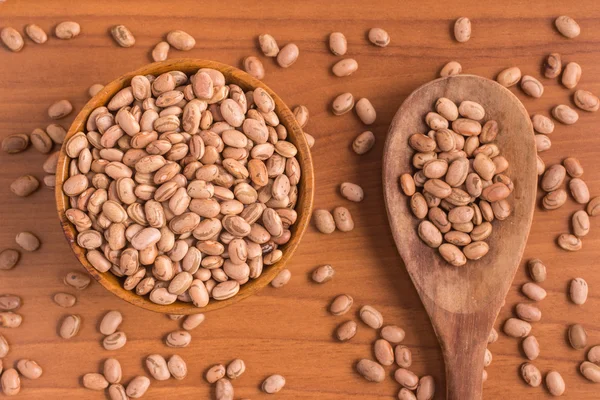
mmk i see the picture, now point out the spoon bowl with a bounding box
[55,59,315,314]
[383,75,536,399]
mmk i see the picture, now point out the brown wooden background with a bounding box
[1,0,600,398]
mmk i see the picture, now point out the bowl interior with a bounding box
[55,59,314,314]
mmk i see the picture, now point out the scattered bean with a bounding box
[496,67,521,87]
[206,364,226,383]
[381,325,405,343]
[336,320,357,341]
[262,374,286,393]
[521,362,542,387]
[503,318,532,338]
[522,336,540,360]
[353,130,375,154]
[329,32,347,55]
[580,361,600,383]
[10,175,39,197]
[568,324,587,349]
[516,303,541,322]
[0,249,20,270]
[53,292,76,308]
[55,21,80,39]
[110,25,135,48]
[48,99,73,119]
[226,358,246,379]
[103,331,127,350]
[552,105,579,124]
[0,368,20,395]
[152,41,170,62]
[2,133,29,154]
[561,62,581,89]
[368,28,390,47]
[395,368,419,389]
[1,27,24,52]
[168,355,187,380]
[146,354,170,381]
[330,294,353,316]
[545,370,565,396]
[126,376,150,398]
[182,313,205,331]
[100,310,123,335]
[359,305,383,329]
[83,373,109,390]
[271,269,291,288]
[356,359,385,382]
[522,282,547,301]
[440,61,462,77]
[59,314,81,338]
[454,17,471,43]
[520,75,544,98]
[258,34,279,57]
[314,209,336,234]
[166,30,195,50]
[312,264,335,283]
[527,259,546,283]
[395,345,412,368]
[104,358,122,384]
[574,89,599,112]
[15,231,40,251]
[555,16,580,38]
[277,43,299,68]
[543,53,562,78]
[557,233,582,251]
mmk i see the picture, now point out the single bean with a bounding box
[330,294,353,316]
[503,318,531,338]
[521,363,542,387]
[356,359,385,383]
[545,371,565,396]
[359,305,383,329]
[55,21,80,39]
[454,17,471,42]
[329,32,347,55]
[368,28,390,47]
[570,278,588,305]
[522,336,540,361]
[440,61,462,77]
[336,320,357,341]
[496,67,521,87]
[555,16,580,38]
[544,53,562,78]
[262,374,286,393]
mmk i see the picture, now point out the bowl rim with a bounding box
[55,58,315,314]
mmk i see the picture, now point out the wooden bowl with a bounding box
[55,59,315,314]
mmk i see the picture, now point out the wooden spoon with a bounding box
[383,75,536,399]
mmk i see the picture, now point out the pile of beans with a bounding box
[401,98,511,266]
[61,67,302,307]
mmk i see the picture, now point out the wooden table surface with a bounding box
[1,0,600,398]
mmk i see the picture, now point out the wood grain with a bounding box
[55,58,314,314]
[1,0,600,398]
[383,75,537,399]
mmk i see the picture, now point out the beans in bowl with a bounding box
[61,68,301,306]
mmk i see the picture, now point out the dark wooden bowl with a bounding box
[55,59,315,314]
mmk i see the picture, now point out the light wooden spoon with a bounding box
[383,75,537,399]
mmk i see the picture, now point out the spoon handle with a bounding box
[435,311,490,400]
[444,342,486,400]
